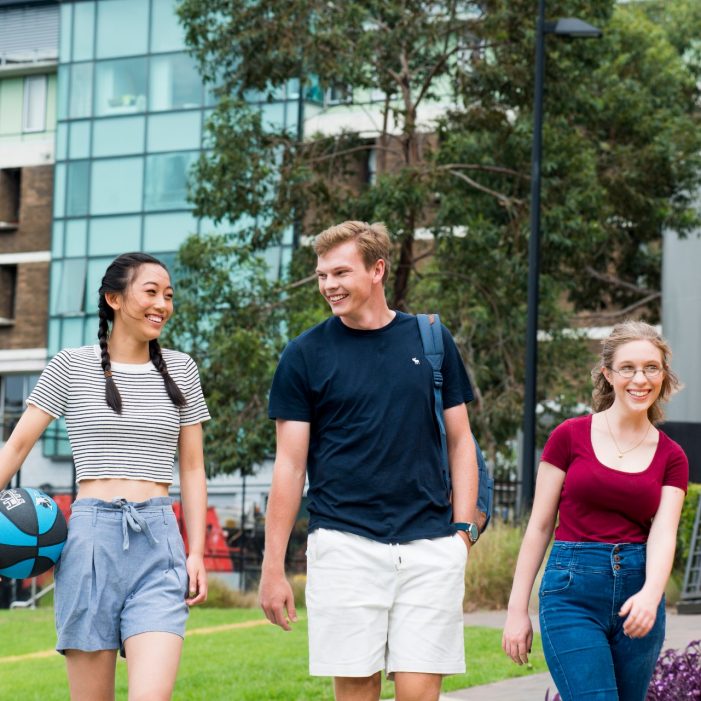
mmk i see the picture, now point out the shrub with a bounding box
[464,520,526,611]
[201,575,258,608]
[676,483,701,571]
[290,573,306,609]
[646,641,701,700]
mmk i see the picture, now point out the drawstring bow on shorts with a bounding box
[111,498,159,550]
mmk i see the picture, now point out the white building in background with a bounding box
[661,228,701,483]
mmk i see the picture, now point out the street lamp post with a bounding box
[520,3,601,512]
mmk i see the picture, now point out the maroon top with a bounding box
[541,414,688,543]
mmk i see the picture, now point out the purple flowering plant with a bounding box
[545,641,701,701]
[646,641,701,701]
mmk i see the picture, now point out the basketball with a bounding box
[0,488,68,579]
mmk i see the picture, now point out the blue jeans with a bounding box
[539,542,665,701]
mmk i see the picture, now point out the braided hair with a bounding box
[98,252,187,413]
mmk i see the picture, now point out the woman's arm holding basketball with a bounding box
[178,422,208,606]
[0,406,54,488]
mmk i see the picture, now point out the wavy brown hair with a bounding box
[591,320,680,424]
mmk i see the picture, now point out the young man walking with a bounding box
[259,221,479,701]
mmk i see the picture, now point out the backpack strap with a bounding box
[416,313,449,476]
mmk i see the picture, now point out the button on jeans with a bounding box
[539,542,665,701]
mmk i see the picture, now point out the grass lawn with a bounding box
[0,608,546,700]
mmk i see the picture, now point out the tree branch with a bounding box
[447,169,522,205]
[413,45,462,111]
[584,266,657,296]
[575,292,661,321]
[438,163,528,179]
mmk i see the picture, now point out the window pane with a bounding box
[93,116,145,157]
[72,2,95,62]
[23,76,47,132]
[61,316,85,347]
[86,257,113,314]
[68,121,91,159]
[88,216,141,256]
[144,212,197,251]
[95,58,147,117]
[53,258,87,315]
[53,163,66,218]
[144,152,197,211]
[69,63,94,119]
[52,221,64,257]
[263,247,281,279]
[261,102,287,131]
[151,0,186,53]
[49,318,61,356]
[149,54,202,111]
[90,157,143,214]
[57,65,69,120]
[56,122,68,160]
[59,4,73,64]
[66,161,90,217]
[147,112,201,152]
[2,375,25,440]
[43,416,71,459]
[65,219,88,257]
[96,0,148,59]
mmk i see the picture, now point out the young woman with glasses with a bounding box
[503,320,688,701]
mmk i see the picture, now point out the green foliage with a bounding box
[163,234,285,475]
[201,576,259,608]
[175,0,701,462]
[463,520,526,611]
[677,483,701,571]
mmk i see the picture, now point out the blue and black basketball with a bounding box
[0,488,67,579]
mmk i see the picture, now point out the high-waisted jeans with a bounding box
[539,542,665,701]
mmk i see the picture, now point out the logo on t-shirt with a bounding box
[412,358,421,365]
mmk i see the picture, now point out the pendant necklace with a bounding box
[604,409,652,459]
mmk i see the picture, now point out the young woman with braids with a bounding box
[0,252,210,701]
[503,321,688,701]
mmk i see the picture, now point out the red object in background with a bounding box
[34,496,233,576]
[172,502,234,572]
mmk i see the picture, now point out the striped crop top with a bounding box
[26,345,210,483]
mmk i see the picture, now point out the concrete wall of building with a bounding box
[662,230,701,423]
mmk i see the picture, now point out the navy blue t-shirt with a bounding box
[268,311,473,543]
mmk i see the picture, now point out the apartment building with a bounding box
[0,0,62,486]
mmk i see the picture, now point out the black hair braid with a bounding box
[149,339,187,407]
[97,302,123,413]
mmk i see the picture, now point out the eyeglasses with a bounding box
[609,365,664,379]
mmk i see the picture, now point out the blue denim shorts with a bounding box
[539,541,665,701]
[54,497,189,656]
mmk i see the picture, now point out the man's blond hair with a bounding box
[313,221,391,283]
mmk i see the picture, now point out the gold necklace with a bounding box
[603,410,652,459]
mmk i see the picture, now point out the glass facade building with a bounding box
[48,0,304,457]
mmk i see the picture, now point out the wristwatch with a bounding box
[454,522,479,544]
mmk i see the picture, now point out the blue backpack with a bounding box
[417,313,494,533]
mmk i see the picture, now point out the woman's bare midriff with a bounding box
[76,478,170,503]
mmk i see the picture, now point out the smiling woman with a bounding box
[503,320,689,701]
[0,252,211,701]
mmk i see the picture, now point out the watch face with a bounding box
[467,523,479,543]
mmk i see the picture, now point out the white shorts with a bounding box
[305,528,467,677]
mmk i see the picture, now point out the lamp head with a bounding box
[544,18,603,38]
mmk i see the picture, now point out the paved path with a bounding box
[436,609,700,701]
